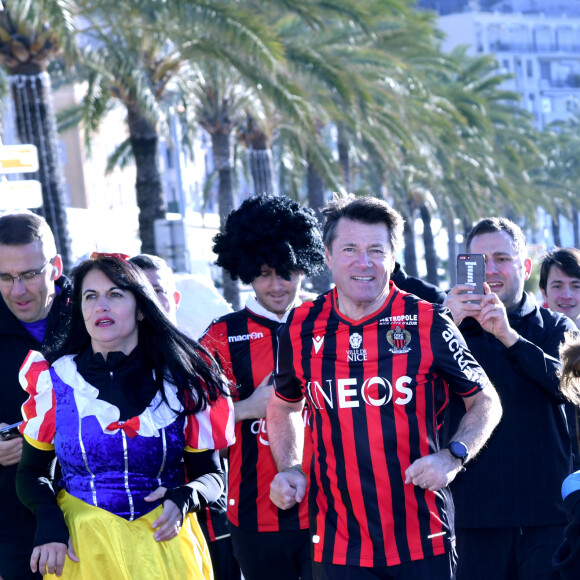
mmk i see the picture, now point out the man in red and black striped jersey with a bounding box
[268,196,502,580]
[200,195,326,580]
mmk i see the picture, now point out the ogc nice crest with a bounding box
[387,325,411,354]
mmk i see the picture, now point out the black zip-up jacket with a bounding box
[391,262,447,304]
[0,276,71,580]
[446,293,576,528]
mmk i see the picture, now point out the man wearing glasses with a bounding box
[0,212,72,580]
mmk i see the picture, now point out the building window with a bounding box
[526,60,533,78]
[515,58,523,80]
[542,97,552,114]
[476,26,483,53]
[166,147,174,169]
[540,61,551,81]
[557,27,574,51]
[488,24,509,52]
[511,25,529,51]
[534,27,552,52]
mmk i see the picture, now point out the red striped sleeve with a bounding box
[19,351,56,445]
[184,387,235,450]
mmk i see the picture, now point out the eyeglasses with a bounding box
[0,261,51,286]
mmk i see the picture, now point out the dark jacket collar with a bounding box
[505,292,536,320]
[74,344,143,374]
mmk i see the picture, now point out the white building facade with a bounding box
[438,3,580,247]
[439,9,580,130]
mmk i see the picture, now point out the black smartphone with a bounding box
[0,421,23,441]
[457,254,485,303]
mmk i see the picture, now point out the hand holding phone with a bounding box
[0,421,23,441]
[456,254,485,303]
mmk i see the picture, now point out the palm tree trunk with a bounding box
[240,116,274,196]
[462,217,472,249]
[420,204,439,286]
[9,71,72,271]
[307,161,326,218]
[337,123,350,190]
[212,130,240,310]
[127,105,166,255]
[445,208,458,287]
[248,148,274,196]
[552,212,562,248]
[307,158,331,294]
[402,208,419,278]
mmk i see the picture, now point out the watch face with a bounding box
[450,441,468,458]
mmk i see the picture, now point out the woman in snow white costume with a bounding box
[15,254,234,579]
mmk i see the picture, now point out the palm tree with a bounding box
[238,112,276,196]
[76,0,287,258]
[178,0,379,303]
[532,116,580,247]
[180,62,262,308]
[0,0,76,270]
[223,1,450,286]
[390,47,544,281]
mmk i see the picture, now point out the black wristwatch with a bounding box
[447,440,469,467]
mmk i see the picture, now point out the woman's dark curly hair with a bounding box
[212,195,325,284]
[45,256,228,414]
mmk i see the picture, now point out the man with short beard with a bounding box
[200,195,325,580]
[444,218,577,580]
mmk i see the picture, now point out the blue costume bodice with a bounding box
[51,364,186,520]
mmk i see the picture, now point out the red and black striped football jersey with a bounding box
[275,283,490,567]
[201,306,311,532]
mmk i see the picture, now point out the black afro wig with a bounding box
[212,195,325,284]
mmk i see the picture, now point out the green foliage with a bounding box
[11,0,579,261]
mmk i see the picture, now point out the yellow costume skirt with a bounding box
[43,490,213,579]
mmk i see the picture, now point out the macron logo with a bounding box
[228,331,264,343]
[313,336,324,353]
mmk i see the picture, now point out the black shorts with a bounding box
[206,534,241,580]
[312,551,457,580]
[229,523,311,580]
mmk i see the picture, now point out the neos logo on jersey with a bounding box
[306,375,413,410]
